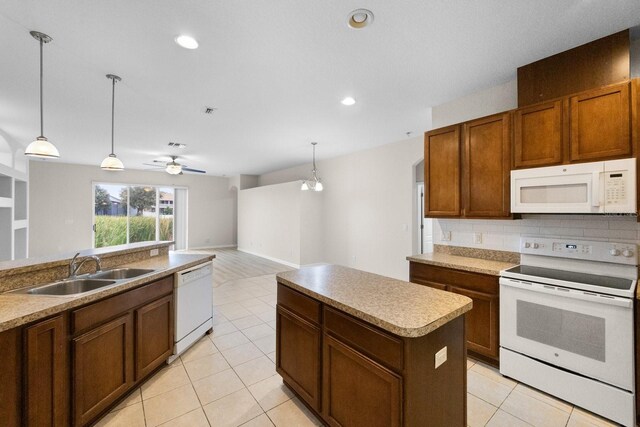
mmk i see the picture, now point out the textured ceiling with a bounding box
[1,1,639,175]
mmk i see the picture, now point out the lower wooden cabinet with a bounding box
[1,273,177,427]
[410,262,500,365]
[323,334,402,427]
[25,314,69,427]
[276,305,322,411]
[73,314,134,425]
[0,327,23,427]
[276,282,467,426]
[135,294,174,380]
[449,286,499,359]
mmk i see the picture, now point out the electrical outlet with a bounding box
[150,249,159,257]
[473,232,483,244]
[435,346,447,369]
[441,231,451,242]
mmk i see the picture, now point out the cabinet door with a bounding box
[425,125,461,217]
[25,314,69,427]
[0,328,22,427]
[463,113,512,217]
[135,294,174,380]
[449,286,499,359]
[514,100,564,168]
[570,82,631,162]
[276,305,321,411]
[73,313,134,426]
[323,334,402,427]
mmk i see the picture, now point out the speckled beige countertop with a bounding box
[406,252,518,276]
[276,265,472,338]
[0,253,213,333]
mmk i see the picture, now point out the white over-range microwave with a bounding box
[511,158,637,214]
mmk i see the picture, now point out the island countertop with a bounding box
[0,252,213,332]
[276,264,472,338]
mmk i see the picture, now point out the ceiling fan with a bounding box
[143,156,206,175]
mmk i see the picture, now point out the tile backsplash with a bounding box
[434,214,640,252]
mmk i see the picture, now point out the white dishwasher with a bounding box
[170,261,213,361]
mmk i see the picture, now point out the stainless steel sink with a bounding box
[89,268,155,280]
[26,279,117,296]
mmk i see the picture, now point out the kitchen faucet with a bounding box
[69,253,102,278]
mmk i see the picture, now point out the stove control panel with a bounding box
[520,237,638,265]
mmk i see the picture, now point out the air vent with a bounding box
[168,142,187,149]
[203,107,217,114]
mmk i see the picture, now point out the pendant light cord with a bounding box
[39,37,44,137]
[110,76,116,155]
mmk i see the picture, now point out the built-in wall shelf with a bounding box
[0,166,29,261]
[0,197,12,208]
[13,219,28,230]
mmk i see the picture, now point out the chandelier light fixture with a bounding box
[25,31,60,158]
[100,74,125,171]
[301,142,323,192]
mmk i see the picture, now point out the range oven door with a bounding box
[500,277,634,391]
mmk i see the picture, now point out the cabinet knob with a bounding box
[623,249,634,258]
[610,248,621,256]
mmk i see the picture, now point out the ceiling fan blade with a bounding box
[182,167,206,174]
[143,163,165,168]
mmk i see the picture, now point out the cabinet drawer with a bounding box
[324,307,403,372]
[410,262,498,295]
[72,276,173,335]
[277,283,321,324]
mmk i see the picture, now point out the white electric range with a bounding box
[499,237,637,426]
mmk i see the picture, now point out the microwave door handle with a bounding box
[591,172,603,207]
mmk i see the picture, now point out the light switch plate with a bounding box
[150,249,159,257]
[441,231,451,242]
[435,346,447,369]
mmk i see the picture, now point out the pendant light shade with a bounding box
[25,31,60,159]
[301,142,323,192]
[101,74,124,171]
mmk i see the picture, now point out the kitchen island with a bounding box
[276,265,473,427]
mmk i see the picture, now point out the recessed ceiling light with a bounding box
[175,35,198,49]
[348,9,374,29]
[341,96,356,106]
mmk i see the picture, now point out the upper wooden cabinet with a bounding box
[513,81,634,168]
[514,100,565,168]
[569,82,631,162]
[424,125,461,217]
[424,114,511,219]
[463,113,511,218]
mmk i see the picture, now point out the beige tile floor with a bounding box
[96,249,620,427]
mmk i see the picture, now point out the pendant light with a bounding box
[100,74,124,170]
[25,31,60,158]
[301,142,323,192]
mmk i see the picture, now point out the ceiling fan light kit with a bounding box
[301,142,323,192]
[101,74,124,171]
[25,31,60,159]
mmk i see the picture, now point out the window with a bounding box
[93,183,183,248]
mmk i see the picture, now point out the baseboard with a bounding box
[237,248,300,268]
[184,244,237,250]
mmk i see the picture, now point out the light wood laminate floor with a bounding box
[95,248,617,427]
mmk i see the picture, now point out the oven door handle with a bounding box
[500,278,633,309]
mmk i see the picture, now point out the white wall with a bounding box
[431,80,518,128]
[238,181,302,265]
[29,161,236,257]
[256,137,424,280]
